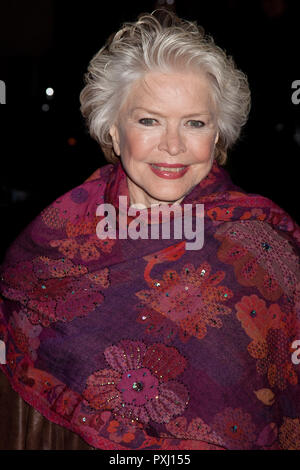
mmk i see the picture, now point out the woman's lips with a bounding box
[149,163,188,179]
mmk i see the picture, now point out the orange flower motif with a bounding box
[107,419,136,444]
[50,239,78,259]
[240,209,266,221]
[283,362,298,386]
[236,295,298,390]
[207,206,235,221]
[50,234,115,262]
[235,295,282,342]
[66,217,98,237]
[79,240,100,261]
[107,420,119,433]
[279,418,300,450]
[236,295,268,341]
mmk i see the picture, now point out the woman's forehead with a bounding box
[121,71,215,115]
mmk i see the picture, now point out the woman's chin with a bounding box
[146,191,186,206]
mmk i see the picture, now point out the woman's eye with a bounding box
[187,120,205,128]
[139,118,156,126]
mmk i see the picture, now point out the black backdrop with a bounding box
[1,0,299,263]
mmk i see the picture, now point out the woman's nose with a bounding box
[158,125,186,155]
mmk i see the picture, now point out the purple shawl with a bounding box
[0,160,300,450]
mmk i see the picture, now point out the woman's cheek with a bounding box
[192,138,214,161]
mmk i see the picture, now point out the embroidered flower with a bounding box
[50,238,78,259]
[279,418,300,450]
[259,329,298,390]
[136,262,232,343]
[207,206,235,221]
[53,389,82,420]
[79,239,101,262]
[2,261,38,293]
[236,295,298,390]
[215,220,299,301]
[41,206,68,230]
[50,234,115,262]
[1,261,108,326]
[97,238,115,253]
[27,281,104,326]
[107,419,136,444]
[33,256,88,279]
[211,407,256,450]
[65,216,98,237]
[83,340,189,424]
[15,360,65,405]
[74,407,111,433]
[235,294,281,343]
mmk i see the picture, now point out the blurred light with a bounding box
[275,123,284,132]
[46,87,54,96]
[156,0,175,6]
[67,137,77,146]
[293,126,300,146]
[42,104,50,112]
[11,188,29,203]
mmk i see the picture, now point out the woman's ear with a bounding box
[109,124,121,156]
[214,131,219,145]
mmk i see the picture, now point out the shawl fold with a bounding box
[0,160,300,450]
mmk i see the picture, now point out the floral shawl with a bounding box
[0,160,300,450]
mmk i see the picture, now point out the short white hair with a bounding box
[80,10,251,164]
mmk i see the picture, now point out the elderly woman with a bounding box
[0,11,299,451]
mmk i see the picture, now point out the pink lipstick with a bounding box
[149,163,188,179]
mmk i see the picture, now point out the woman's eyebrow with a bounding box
[130,107,212,118]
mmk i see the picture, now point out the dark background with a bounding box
[0,0,299,263]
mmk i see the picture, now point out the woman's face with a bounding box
[109,71,219,208]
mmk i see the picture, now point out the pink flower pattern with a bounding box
[83,340,189,424]
[212,407,256,450]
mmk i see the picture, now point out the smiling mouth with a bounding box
[150,164,187,172]
[149,163,189,180]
